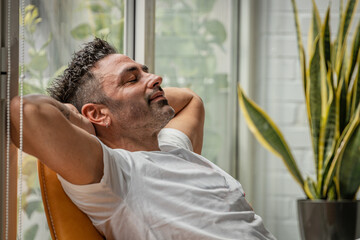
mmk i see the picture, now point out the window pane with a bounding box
[155,0,236,174]
[20,1,124,238]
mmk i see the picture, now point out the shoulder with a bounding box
[58,138,134,200]
[158,128,193,152]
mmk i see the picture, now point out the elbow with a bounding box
[188,90,205,114]
[193,93,204,107]
[182,88,204,105]
[11,95,43,118]
[10,96,21,147]
[10,95,21,114]
[11,94,40,109]
[185,88,205,122]
[10,95,44,147]
[184,87,205,114]
[197,96,205,123]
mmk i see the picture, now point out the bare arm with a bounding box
[164,87,205,154]
[10,95,103,185]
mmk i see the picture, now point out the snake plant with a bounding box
[238,0,360,200]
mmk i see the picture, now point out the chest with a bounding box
[134,151,233,190]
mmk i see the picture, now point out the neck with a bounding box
[97,128,161,151]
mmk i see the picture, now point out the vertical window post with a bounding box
[0,0,19,239]
[238,0,258,207]
[124,0,155,72]
[124,0,135,58]
[229,0,241,179]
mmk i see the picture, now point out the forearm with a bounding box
[163,87,205,154]
[10,95,102,184]
[10,95,94,151]
[164,87,199,115]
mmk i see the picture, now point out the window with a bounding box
[20,1,125,238]
[155,0,239,174]
[1,0,240,238]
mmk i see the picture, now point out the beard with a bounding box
[148,99,175,129]
[108,97,175,131]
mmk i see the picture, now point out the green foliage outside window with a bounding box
[71,0,125,53]
[20,1,125,239]
[22,4,55,94]
[20,0,230,238]
[155,0,229,164]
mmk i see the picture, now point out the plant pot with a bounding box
[297,199,360,240]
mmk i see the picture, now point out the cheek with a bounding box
[129,102,150,118]
[115,100,149,122]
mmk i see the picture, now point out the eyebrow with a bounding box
[121,65,149,74]
[142,65,149,72]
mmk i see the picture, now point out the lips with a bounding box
[149,91,165,103]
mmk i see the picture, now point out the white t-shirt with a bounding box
[58,128,275,240]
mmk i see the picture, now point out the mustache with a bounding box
[146,86,164,102]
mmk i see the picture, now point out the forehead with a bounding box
[92,53,139,76]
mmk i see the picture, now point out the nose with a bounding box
[146,74,163,89]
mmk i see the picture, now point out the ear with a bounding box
[81,103,111,127]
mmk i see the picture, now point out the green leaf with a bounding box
[322,7,331,70]
[333,41,347,130]
[24,200,43,218]
[318,66,336,195]
[24,11,32,27]
[24,4,35,12]
[88,3,105,13]
[308,36,322,173]
[28,47,36,57]
[334,0,359,73]
[346,21,360,83]
[103,0,116,7]
[338,0,359,46]
[203,19,227,45]
[321,69,337,179]
[351,52,360,116]
[31,7,39,23]
[345,47,359,125]
[194,0,216,13]
[291,0,308,97]
[24,224,39,240]
[110,19,124,52]
[307,0,321,56]
[324,105,360,196]
[238,86,304,188]
[27,51,48,72]
[52,65,67,79]
[337,113,360,199]
[95,13,110,31]
[304,177,319,199]
[340,0,344,19]
[40,34,53,51]
[70,23,92,40]
[326,182,338,200]
[47,65,68,89]
[337,73,348,133]
[96,28,110,37]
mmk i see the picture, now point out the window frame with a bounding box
[0,0,19,238]
[125,0,156,72]
[0,0,257,238]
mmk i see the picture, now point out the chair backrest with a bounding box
[37,160,104,240]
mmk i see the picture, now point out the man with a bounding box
[11,38,275,240]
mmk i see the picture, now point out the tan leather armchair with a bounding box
[37,161,104,240]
